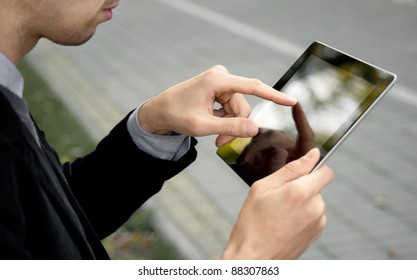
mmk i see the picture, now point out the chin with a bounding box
[69,34,96,46]
[45,27,97,47]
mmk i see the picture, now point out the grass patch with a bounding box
[102,211,182,260]
[19,59,182,260]
[19,60,96,162]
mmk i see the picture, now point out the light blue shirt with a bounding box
[127,104,191,161]
[0,51,191,161]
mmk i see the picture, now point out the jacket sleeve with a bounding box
[63,114,198,239]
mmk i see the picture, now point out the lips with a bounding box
[103,9,113,21]
[102,0,119,21]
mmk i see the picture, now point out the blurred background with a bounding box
[26,0,417,259]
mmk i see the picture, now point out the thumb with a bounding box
[212,117,259,139]
[266,148,321,187]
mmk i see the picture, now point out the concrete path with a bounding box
[27,0,417,259]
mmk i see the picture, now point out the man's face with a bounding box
[23,0,119,45]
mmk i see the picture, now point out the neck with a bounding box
[0,7,38,65]
[0,30,38,66]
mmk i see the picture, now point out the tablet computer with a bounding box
[217,41,397,186]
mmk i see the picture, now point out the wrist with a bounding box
[221,240,259,260]
[138,99,172,135]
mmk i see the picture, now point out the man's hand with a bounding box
[138,65,297,145]
[222,148,334,260]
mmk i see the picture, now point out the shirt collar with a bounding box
[0,51,24,98]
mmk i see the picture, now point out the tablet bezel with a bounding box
[216,41,397,185]
[273,41,397,170]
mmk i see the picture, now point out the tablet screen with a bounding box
[217,41,397,186]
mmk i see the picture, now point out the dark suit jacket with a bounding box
[0,86,197,259]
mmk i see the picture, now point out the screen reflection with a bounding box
[217,41,396,187]
[229,103,314,186]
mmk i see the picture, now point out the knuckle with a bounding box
[251,78,263,89]
[185,117,205,136]
[250,179,263,190]
[239,98,252,117]
[203,68,218,80]
[220,119,235,135]
[319,215,327,230]
[204,65,228,80]
[309,197,327,225]
[221,125,233,136]
[318,197,326,214]
[210,64,228,73]
[249,179,271,197]
[201,67,223,83]
[326,166,335,181]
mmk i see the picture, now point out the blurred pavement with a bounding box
[27,0,417,259]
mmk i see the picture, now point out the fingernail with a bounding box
[287,95,298,103]
[306,148,319,159]
[278,90,297,103]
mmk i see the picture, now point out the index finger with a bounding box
[213,71,297,106]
